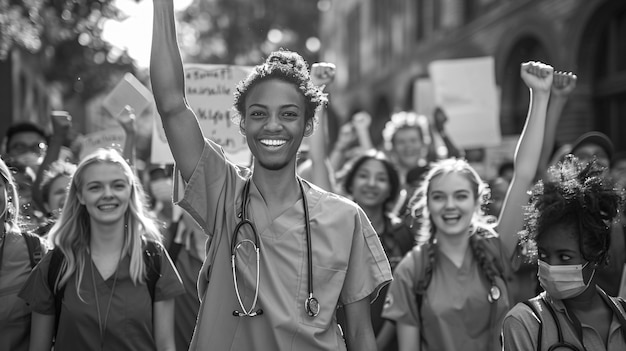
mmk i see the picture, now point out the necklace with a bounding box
[90,251,121,350]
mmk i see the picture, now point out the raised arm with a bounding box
[537,71,577,177]
[116,105,137,167]
[498,61,553,259]
[150,0,204,181]
[33,111,72,211]
[298,63,336,191]
[432,107,464,159]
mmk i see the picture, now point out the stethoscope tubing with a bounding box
[231,178,317,318]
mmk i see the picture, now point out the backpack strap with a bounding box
[143,240,162,302]
[522,299,542,351]
[411,244,432,348]
[48,248,66,336]
[598,288,626,341]
[22,232,43,268]
[165,220,183,264]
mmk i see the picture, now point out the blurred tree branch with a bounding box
[0,0,136,100]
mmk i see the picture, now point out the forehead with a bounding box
[573,144,609,160]
[393,127,421,141]
[537,222,579,252]
[82,162,127,182]
[50,175,71,191]
[429,172,472,192]
[8,131,45,146]
[358,159,387,173]
[245,79,305,109]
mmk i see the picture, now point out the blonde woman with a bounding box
[20,149,184,351]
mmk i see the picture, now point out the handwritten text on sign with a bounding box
[151,65,252,165]
[186,65,251,164]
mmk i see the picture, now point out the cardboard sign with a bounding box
[79,128,126,161]
[102,73,153,118]
[151,64,253,166]
[428,57,501,148]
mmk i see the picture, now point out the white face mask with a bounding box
[150,178,173,203]
[538,260,595,300]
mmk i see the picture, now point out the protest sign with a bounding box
[102,73,153,118]
[79,128,126,161]
[151,64,252,166]
[428,57,501,148]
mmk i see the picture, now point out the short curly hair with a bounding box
[232,50,327,129]
[519,155,622,265]
[381,111,427,152]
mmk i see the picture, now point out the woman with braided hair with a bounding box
[382,158,510,351]
[502,156,626,351]
[382,61,557,351]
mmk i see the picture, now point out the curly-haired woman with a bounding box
[149,0,392,349]
[502,156,626,351]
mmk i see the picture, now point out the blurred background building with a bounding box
[1,0,624,163]
[319,0,626,153]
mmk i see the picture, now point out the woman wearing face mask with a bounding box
[502,155,626,351]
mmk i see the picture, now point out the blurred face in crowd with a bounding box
[428,172,479,238]
[242,79,312,171]
[46,175,71,218]
[7,131,47,170]
[350,159,392,210]
[392,127,423,169]
[78,162,131,226]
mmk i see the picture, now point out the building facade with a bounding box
[319,0,626,156]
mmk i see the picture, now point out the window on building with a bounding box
[593,6,626,151]
[347,7,361,85]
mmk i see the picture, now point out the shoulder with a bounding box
[396,244,430,276]
[306,180,362,214]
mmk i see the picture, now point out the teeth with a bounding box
[260,139,286,147]
[98,204,117,210]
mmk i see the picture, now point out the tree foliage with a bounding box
[0,0,136,100]
[178,0,320,66]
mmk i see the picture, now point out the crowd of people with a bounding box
[1,1,626,350]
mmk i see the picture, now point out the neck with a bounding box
[89,221,126,256]
[563,284,602,312]
[251,168,301,205]
[435,231,470,266]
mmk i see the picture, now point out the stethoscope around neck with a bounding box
[231,177,319,318]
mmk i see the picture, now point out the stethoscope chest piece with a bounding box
[488,285,501,303]
[305,294,320,317]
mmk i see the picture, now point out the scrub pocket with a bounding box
[299,264,346,329]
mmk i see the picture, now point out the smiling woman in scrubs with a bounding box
[382,62,557,351]
[19,149,185,351]
[149,1,392,350]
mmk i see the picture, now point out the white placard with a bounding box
[428,57,501,148]
[151,64,253,166]
[102,73,153,118]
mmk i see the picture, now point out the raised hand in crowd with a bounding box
[538,70,578,177]
[298,62,336,191]
[33,111,73,213]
